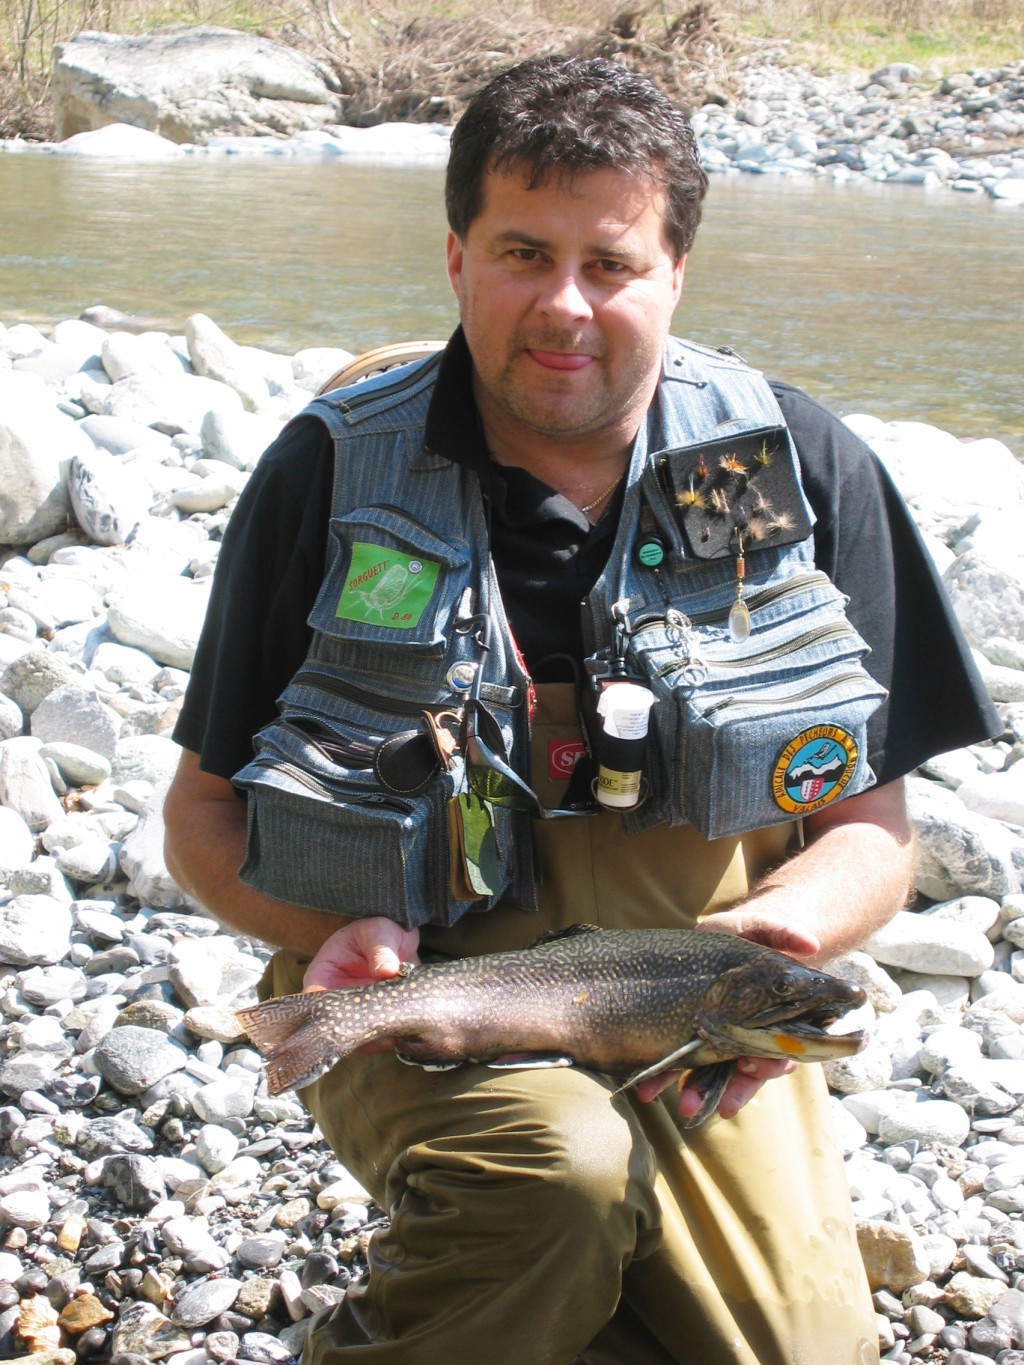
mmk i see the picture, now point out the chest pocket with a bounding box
[309,507,473,663]
[622,552,887,839]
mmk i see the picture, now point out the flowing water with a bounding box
[3,153,1022,452]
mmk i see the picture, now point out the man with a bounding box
[164,56,998,1364]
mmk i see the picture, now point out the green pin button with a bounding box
[636,538,665,568]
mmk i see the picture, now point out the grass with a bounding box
[0,0,1021,139]
[728,0,1023,71]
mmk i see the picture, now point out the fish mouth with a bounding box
[713,998,867,1060]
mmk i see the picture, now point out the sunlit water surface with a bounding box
[3,154,1022,452]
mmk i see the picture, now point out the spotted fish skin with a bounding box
[236,925,867,1105]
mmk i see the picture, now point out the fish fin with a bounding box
[235,992,327,1056]
[484,1053,574,1070]
[395,1050,463,1072]
[678,1062,736,1130]
[529,923,602,948]
[236,992,352,1096]
[614,1038,704,1093]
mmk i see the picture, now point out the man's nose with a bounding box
[537,267,593,322]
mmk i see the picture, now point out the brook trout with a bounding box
[237,925,866,1122]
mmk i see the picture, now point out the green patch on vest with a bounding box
[336,543,440,628]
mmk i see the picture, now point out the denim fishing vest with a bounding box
[233,339,886,928]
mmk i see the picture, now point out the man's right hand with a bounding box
[303,917,421,992]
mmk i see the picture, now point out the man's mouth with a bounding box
[526,350,593,372]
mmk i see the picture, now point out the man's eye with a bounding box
[595,259,628,274]
[511,248,541,262]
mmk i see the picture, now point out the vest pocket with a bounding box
[622,554,887,838]
[309,508,472,655]
[233,714,529,928]
[679,669,887,838]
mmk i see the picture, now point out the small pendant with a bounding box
[729,532,750,643]
[728,598,751,643]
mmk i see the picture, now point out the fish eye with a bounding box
[773,974,798,997]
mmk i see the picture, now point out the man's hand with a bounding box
[303,917,421,992]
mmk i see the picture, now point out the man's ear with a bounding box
[446,230,465,298]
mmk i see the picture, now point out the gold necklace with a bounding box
[580,470,626,516]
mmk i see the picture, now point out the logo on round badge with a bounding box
[772,726,859,816]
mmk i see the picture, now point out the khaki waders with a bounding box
[260,687,880,1365]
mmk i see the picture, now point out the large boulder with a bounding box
[52,26,345,144]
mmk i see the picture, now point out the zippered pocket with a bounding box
[621,552,886,838]
[233,705,534,928]
[677,668,887,838]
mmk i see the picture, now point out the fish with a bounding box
[236,924,867,1125]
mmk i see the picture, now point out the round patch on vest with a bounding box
[772,726,859,816]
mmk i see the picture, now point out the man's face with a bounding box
[446,164,686,458]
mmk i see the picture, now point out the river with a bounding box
[2,153,1022,453]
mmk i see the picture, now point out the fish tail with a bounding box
[236,991,356,1095]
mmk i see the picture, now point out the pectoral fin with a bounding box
[614,1038,704,1093]
[678,1061,736,1130]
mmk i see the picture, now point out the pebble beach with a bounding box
[1,47,1024,1353]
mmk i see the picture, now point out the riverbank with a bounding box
[2,310,1024,1361]
[3,52,1022,205]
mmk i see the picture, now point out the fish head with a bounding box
[697,957,868,1062]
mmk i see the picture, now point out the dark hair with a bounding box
[445,55,708,261]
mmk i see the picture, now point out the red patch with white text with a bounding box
[548,740,586,781]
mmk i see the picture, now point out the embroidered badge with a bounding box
[336,543,440,628]
[548,740,586,782]
[772,725,859,815]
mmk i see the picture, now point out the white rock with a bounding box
[186,314,268,412]
[864,908,995,977]
[957,768,1024,826]
[944,548,1024,653]
[67,448,153,546]
[292,347,355,393]
[919,1025,983,1074]
[841,1088,920,1136]
[971,649,1024,704]
[892,971,971,1013]
[0,401,91,544]
[199,408,282,471]
[77,367,243,437]
[120,783,188,909]
[91,641,160,687]
[842,418,1024,541]
[101,330,186,383]
[170,478,239,515]
[0,735,64,831]
[982,636,1024,671]
[0,894,74,966]
[877,1098,972,1148]
[825,949,902,1012]
[31,681,122,762]
[906,775,1020,901]
[195,1124,239,1174]
[54,124,185,159]
[107,576,210,670]
[0,805,35,873]
[38,741,112,787]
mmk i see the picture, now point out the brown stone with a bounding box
[56,1294,114,1334]
[856,1218,930,1293]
